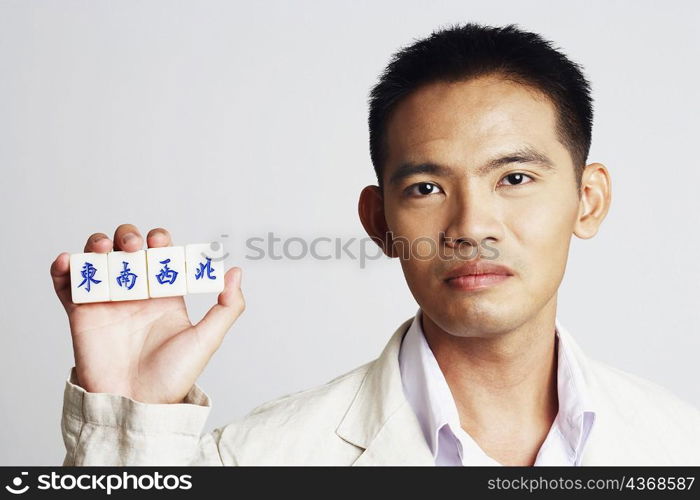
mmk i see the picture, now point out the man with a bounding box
[51,23,700,466]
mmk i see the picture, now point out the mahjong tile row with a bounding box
[69,243,225,303]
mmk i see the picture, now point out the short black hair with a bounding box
[368,22,593,190]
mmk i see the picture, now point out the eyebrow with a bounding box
[387,146,555,186]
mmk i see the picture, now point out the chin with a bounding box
[425,297,526,338]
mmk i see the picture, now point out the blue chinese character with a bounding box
[195,257,216,280]
[156,258,178,285]
[116,261,137,290]
[78,262,101,292]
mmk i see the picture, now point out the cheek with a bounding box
[388,202,437,232]
[390,215,442,292]
[508,197,577,283]
[389,207,446,258]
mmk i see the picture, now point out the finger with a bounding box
[50,252,76,313]
[83,233,113,253]
[146,227,172,248]
[113,223,143,252]
[193,267,244,351]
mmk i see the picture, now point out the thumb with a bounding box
[50,252,76,314]
[194,267,245,350]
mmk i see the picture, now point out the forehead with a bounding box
[384,75,562,172]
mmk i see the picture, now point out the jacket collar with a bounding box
[335,316,434,465]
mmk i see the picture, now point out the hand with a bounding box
[50,224,245,404]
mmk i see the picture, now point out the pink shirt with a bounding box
[398,308,596,466]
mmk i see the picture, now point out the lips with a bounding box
[443,260,514,291]
[443,260,514,281]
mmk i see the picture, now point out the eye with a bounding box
[405,182,443,197]
[499,172,534,187]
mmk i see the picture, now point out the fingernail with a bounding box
[122,233,136,245]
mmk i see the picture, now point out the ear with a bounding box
[574,162,612,239]
[358,185,397,257]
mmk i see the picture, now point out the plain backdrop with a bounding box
[1,0,698,465]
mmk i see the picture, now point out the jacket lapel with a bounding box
[335,317,435,465]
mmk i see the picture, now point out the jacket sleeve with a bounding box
[60,367,237,466]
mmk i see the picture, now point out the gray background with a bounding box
[1,0,698,465]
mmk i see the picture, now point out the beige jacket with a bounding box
[61,316,700,465]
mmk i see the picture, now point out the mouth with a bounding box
[443,261,514,292]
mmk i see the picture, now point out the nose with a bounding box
[443,184,504,253]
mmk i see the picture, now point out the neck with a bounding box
[421,298,559,463]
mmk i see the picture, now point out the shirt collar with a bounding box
[399,308,461,458]
[399,307,596,464]
[552,317,596,462]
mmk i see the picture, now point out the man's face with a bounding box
[381,75,581,337]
